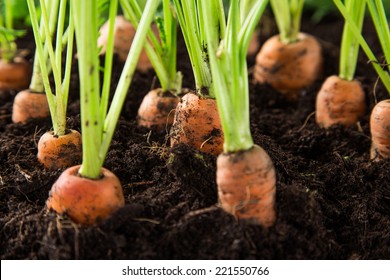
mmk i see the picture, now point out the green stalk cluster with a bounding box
[338,0,366,81]
[0,0,26,62]
[120,0,182,94]
[27,0,74,136]
[72,0,160,179]
[334,0,390,93]
[270,0,304,44]
[172,0,225,97]
[202,0,269,153]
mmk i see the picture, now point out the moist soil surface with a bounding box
[1,14,389,260]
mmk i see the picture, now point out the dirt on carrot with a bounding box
[137,88,180,132]
[316,75,366,128]
[216,144,276,228]
[370,99,390,160]
[254,32,323,101]
[46,165,125,225]
[37,129,82,169]
[170,91,224,156]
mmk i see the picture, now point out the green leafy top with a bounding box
[202,0,269,152]
[334,0,390,94]
[270,0,304,44]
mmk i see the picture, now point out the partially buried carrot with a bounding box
[217,145,276,227]
[316,0,366,129]
[254,32,323,100]
[370,99,390,160]
[37,129,82,169]
[201,0,275,226]
[98,15,158,72]
[46,165,125,225]
[137,88,180,131]
[0,57,31,91]
[316,75,366,128]
[170,92,223,156]
[12,89,50,123]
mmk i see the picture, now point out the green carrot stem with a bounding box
[270,0,304,44]
[334,0,390,94]
[5,0,12,30]
[100,0,118,124]
[173,0,213,96]
[339,0,365,81]
[26,0,58,128]
[61,6,74,108]
[99,0,160,166]
[73,0,102,179]
[367,0,390,73]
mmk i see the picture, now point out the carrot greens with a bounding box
[338,0,366,81]
[334,0,390,93]
[201,0,269,152]
[120,0,182,94]
[270,0,304,44]
[172,0,225,97]
[27,0,74,136]
[71,0,160,179]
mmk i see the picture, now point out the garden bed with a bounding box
[0,14,389,259]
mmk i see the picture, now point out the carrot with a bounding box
[123,0,182,132]
[137,88,180,131]
[44,0,159,225]
[170,92,223,156]
[0,58,31,91]
[46,165,125,225]
[316,75,366,128]
[217,145,276,227]
[254,32,323,100]
[201,0,275,226]
[11,89,50,123]
[370,99,390,160]
[315,1,366,129]
[37,129,82,169]
[98,15,158,72]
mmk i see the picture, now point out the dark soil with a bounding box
[1,14,389,260]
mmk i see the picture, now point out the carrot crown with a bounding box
[202,0,268,153]
[334,0,390,94]
[270,0,304,44]
[27,0,74,136]
[72,0,160,179]
[121,0,182,94]
[172,0,225,98]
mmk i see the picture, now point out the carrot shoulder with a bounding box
[316,75,366,128]
[370,99,390,160]
[12,89,50,123]
[0,58,31,91]
[137,88,180,131]
[216,144,276,227]
[254,33,323,100]
[37,129,82,169]
[46,165,125,225]
[170,92,223,156]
